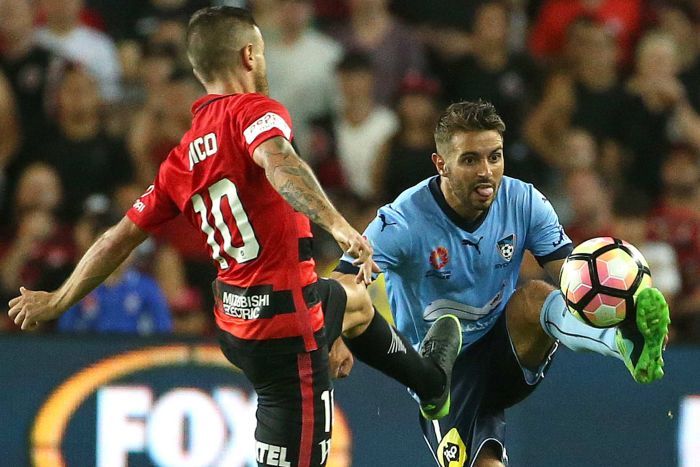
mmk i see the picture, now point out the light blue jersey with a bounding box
[341,175,572,349]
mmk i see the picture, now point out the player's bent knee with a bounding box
[511,280,555,327]
[330,273,373,335]
[473,442,505,467]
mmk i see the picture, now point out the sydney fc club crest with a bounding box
[497,234,516,262]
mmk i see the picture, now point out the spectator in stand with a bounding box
[0,72,20,225]
[0,163,75,332]
[35,0,121,101]
[439,0,544,184]
[57,203,172,335]
[534,127,599,225]
[331,0,426,106]
[611,192,681,315]
[170,287,209,336]
[561,127,598,171]
[525,16,624,176]
[128,70,203,186]
[564,169,615,245]
[528,0,644,66]
[127,67,215,319]
[128,0,208,40]
[112,42,182,138]
[648,145,700,342]
[146,17,190,68]
[390,0,476,31]
[615,31,700,199]
[656,2,700,113]
[265,0,343,158]
[248,0,283,35]
[112,183,214,334]
[36,66,132,221]
[0,0,63,158]
[313,0,351,28]
[334,51,398,201]
[372,73,440,203]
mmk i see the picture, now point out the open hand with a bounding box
[329,337,353,379]
[7,287,60,331]
[332,224,380,285]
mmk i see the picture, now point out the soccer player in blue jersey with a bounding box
[334,100,670,466]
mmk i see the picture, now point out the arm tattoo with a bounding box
[260,139,337,230]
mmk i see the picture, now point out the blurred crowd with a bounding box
[1,0,699,343]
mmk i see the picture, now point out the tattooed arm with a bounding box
[252,136,377,283]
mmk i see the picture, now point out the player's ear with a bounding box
[241,43,255,71]
[432,153,447,176]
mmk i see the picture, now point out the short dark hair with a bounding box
[434,100,506,152]
[186,6,257,82]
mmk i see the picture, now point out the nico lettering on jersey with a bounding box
[189,133,219,170]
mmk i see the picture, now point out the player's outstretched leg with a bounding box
[333,274,461,420]
[417,314,462,419]
[615,288,670,384]
[540,285,670,383]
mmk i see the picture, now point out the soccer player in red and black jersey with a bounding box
[8,7,461,467]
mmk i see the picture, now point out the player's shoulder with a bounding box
[233,93,288,112]
[385,177,435,219]
[499,175,533,195]
[497,176,543,204]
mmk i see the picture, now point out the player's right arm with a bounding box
[8,217,148,330]
[333,206,412,279]
[253,136,377,284]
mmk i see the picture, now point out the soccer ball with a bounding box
[559,237,652,328]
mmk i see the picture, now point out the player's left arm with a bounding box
[525,187,573,284]
[542,259,566,285]
[7,217,148,330]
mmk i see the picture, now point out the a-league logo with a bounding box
[497,234,516,262]
[442,442,460,465]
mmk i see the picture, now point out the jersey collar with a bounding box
[191,94,235,115]
[428,176,490,233]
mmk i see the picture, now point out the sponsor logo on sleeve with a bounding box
[243,113,292,144]
[378,214,397,232]
[552,225,566,247]
[131,185,154,213]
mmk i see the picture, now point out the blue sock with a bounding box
[540,290,622,361]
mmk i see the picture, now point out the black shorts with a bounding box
[218,278,347,467]
[420,311,557,467]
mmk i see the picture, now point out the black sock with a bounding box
[343,309,443,400]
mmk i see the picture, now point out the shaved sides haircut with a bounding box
[186,6,258,82]
[434,100,506,155]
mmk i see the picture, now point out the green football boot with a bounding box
[615,288,671,384]
[418,314,462,420]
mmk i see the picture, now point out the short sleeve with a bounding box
[237,95,294,158]
[336,206,412,275]
[525,187,573,264]
[126,168,180,234]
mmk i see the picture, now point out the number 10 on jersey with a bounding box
[191,178,260,268]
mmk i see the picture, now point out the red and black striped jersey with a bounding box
[127,93,323,352]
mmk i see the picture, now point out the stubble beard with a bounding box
[254,70,269,95]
